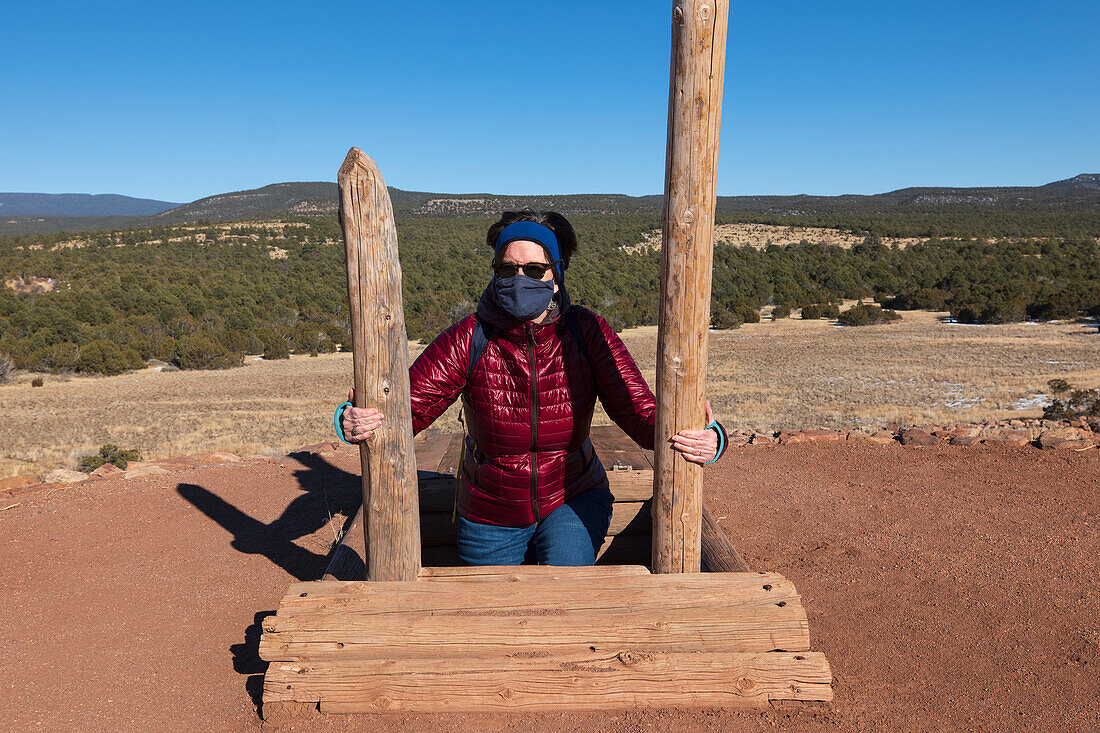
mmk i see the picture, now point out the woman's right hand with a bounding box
[342,388,385,443]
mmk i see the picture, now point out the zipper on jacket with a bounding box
[527,322,541,522]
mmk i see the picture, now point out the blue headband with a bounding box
[494,221,564,280]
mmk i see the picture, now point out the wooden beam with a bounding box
[263,651,833,712]
[260,573,809,662]
[338,147,420,581]
[701,503,751,572]
[653,0,729,573]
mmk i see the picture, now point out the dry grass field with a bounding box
[3,309,1097,479]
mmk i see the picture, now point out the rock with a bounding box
[898,428,938,446]
[749,432,778,447]
[90,463,124,477]
[985,430,1032,447]
[950,435,983,446]
[0,475,37,491]
[778,431,809,445]
[803,429,844,442]
[44,469,88,484]
[727,433,751,448]
[866,431,898,445]
[123,465,170,479]
[1038,429,1093,450]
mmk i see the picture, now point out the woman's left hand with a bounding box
[669,399,719,464]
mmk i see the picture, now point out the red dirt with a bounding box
[2,443,1098,732]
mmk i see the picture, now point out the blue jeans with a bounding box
[456,487,614,566]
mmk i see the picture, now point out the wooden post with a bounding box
[338,147,421,581]
[652,0,729,573]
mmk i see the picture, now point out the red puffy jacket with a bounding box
[409,288,657,526]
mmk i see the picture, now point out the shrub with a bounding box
[820,303,841,320]
[710,309,744,330]
[801,304,822,320]
[79,444,142,472]
[1043,383,1100,419]
[244,333,265,355]
[76,341,145,375]
[838,303,903,326]
[771,303,791,320]
[0,354,13,384]
[173,335,244,370]
[263,336,291,360]
[1047,378,1071,395]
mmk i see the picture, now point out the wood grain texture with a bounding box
[653,0,730,574]
[701,502,751,572]
[338,147,421,580]
[260,573,809,662]
[262,651,833,711]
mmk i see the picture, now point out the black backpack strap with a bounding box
[467,315,493,384]
[565,309,590,365]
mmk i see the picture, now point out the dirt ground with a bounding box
[2,442,1098,732]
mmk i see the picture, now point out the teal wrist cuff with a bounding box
[334,401,354,445]
[703,419,727,464]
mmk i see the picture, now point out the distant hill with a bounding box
[154,175,1100,223]
[154,182,339,222]
[0,193,179,217]
[1044,173,1100,190]
[1,175,1098,235]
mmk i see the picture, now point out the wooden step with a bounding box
[260,573,810,662]
[259,571,830,711]
[263,650,833,712]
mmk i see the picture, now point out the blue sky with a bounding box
[1,1,1097,202]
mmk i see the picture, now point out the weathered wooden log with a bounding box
[701,503,751,572]
[338,147,420,580]
[263,650,833,712]
[260,573,809,661]
[652,1,729,573]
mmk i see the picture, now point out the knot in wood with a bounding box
[697,4,712,23]
[672,4,684,25]
[736,676,755,691]
[680,208,696,225]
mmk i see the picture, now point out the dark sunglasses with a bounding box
[493,260,560,279]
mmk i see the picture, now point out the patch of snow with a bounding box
[1009,394,1053,410]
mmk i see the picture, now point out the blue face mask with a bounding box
[492,274,555,321]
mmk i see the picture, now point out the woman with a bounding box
[339,210,728,566]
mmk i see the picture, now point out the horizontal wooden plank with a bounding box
[606,470,654,501]
[280,572,793,613]
[259,615,808,662]
[418,565,651,581]
[260,573,809,661]
[262,650,832,711]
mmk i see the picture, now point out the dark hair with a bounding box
[485,209,579,271]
